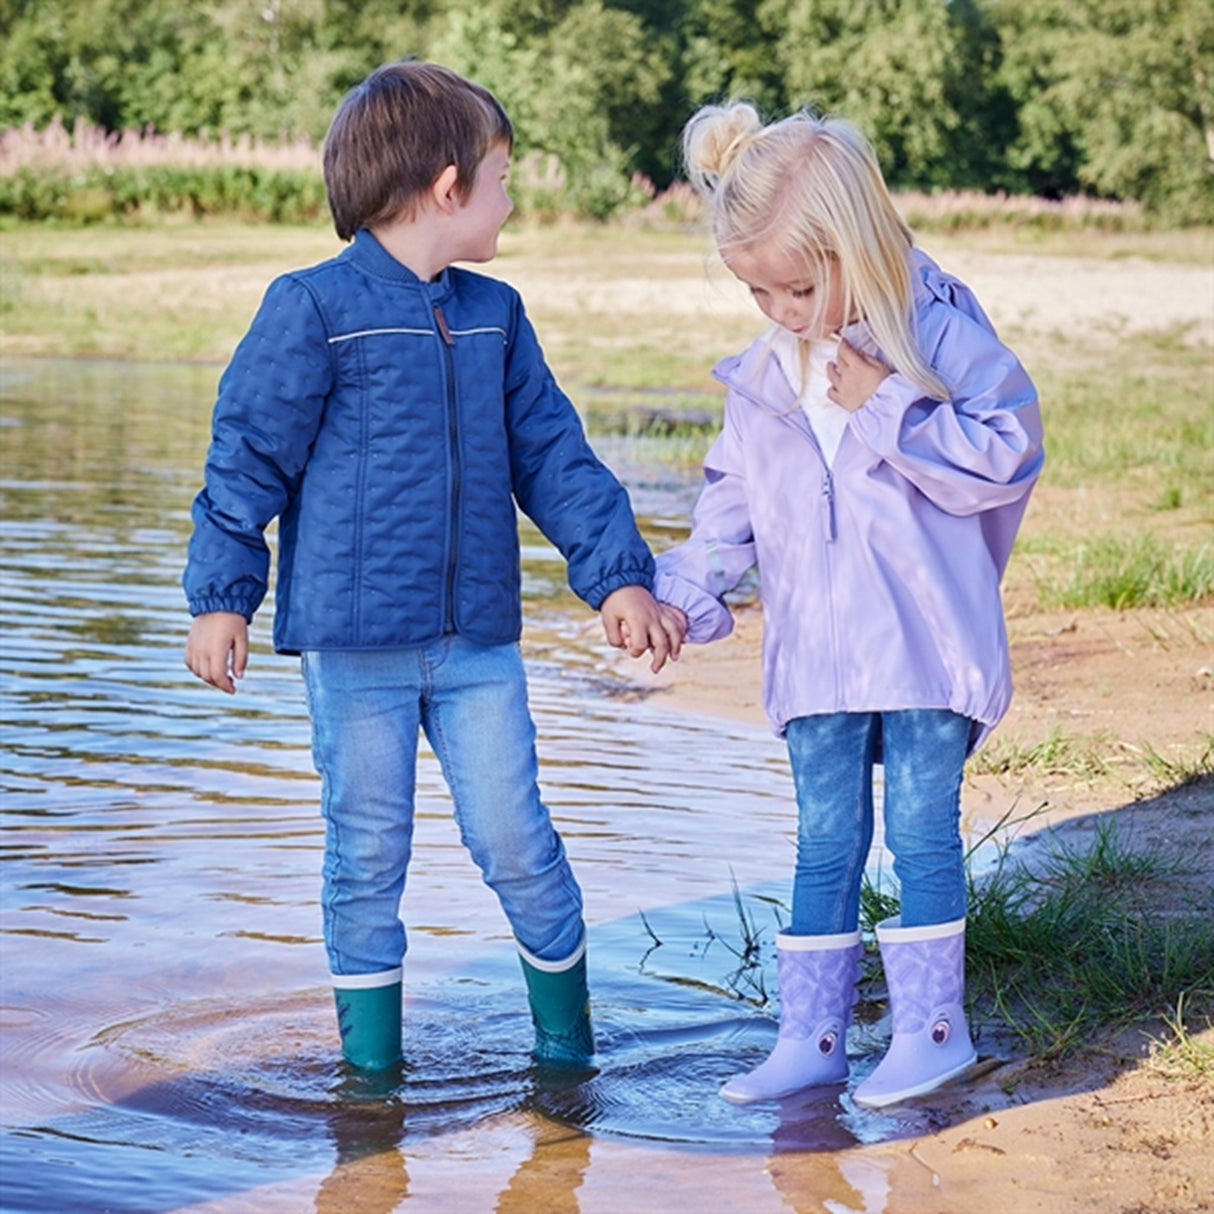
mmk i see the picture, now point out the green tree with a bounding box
[992,0,1214,220]
[754,0,971,189]
[677,0,785,115]
[0,0,441,140]
[434,0,671,216]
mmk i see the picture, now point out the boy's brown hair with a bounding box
[323,61,514,241]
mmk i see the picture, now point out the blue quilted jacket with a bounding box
[183,229,654,653]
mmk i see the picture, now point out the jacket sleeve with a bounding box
[503,298,654,609]
[182,274,333,619]
[653,398,755,643]
[847,305,1044,517]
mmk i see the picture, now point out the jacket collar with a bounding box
[712,335,818,447]
[343,229,454,301]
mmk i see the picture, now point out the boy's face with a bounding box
[451,143,513,264]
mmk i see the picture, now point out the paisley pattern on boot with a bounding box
[883,925,965,1035]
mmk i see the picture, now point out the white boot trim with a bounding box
[875,916,966,944]
[776,930,862,952]
[331,966,403,990]
[516,933,586,973]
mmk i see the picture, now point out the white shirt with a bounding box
[768,327,850,466]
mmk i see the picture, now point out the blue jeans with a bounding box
[301,639,584,976]
[784,710,971,934]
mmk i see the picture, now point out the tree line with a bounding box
[2,0,1210,223]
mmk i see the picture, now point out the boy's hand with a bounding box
[600,585,683,673]
[826,339,890,412]
[185,611,249,694]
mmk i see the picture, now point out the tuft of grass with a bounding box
[1145,994,1214,1080]
[1133,735,1214,787]
[968,726,1115,782]
[969,730,1214,799]
[1036,534,1214,611]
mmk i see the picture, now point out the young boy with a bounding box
[182,61,680,1073]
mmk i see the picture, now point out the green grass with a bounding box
[963,819,1214,1059]
[968,728,1214,796]
[1136,735,1214,787]
[1034,534,1214,611]
[1029,351,1213,491]
[967,726,1116,782]
[1145,994,1214,1080]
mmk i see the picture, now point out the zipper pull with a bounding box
[822,471,837,542]
[434,304,454,346]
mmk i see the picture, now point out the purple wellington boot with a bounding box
[852,916,977,1108]
[720,930,862,1105]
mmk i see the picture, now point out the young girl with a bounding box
[655,103,1044,1108]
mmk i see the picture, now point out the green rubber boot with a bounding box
[332,968,403,1071]
[518,936,595,1067]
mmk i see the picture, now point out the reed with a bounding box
[1,118,1161,233]
[0,116,320,173]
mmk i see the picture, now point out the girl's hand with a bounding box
[185,611,249,694]
[826,339,890,412]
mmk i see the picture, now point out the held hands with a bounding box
[826,339,890,412]
[185,611,249,694]
[599,586,687,673]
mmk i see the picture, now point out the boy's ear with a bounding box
[430,164,461,214]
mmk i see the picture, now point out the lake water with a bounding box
[1,358,998,1213]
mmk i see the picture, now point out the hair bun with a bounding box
[683,103,763,194]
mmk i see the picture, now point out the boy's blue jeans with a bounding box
[301,639,585,976]
[784,709,971,934]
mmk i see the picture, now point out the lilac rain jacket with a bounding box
[654,251,1044,752]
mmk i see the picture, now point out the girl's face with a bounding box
[724,239,848,340]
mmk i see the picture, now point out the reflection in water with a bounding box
[495,1124,590,1214]
[316,1100,410,1214]
[1,359,997,1212]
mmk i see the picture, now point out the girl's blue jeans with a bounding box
[784,709,972,933]
[301,638,585,976]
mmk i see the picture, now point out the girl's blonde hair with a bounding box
[683,102,948,400]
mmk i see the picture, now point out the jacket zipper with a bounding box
[721,367,845,702]
[435,304,459,633]
[821,467,837,542]
[821,466,844,705]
